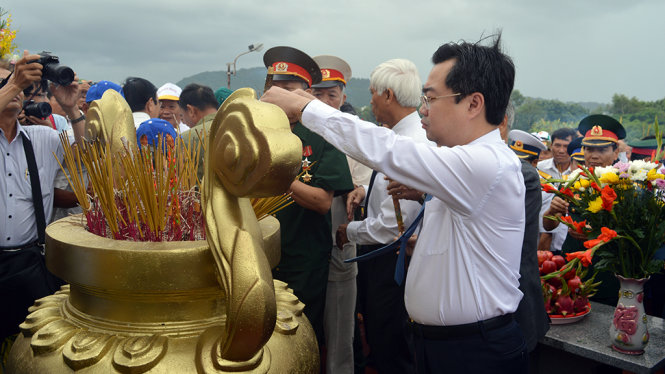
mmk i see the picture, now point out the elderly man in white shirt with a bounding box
[336,58,430,374]
[262,35,528,373]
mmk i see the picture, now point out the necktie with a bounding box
[344,194,431,285]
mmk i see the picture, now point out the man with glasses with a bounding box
[262,35,528,373]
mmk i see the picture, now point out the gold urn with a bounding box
[7,88,318,373]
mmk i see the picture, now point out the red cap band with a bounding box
[272,61,313,87]
[583,125,619,143]
[320,68,346,84]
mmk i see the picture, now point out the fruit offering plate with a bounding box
[549,303,591,325]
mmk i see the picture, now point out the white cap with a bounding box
[157,83,182,101]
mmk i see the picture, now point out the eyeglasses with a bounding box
[420,93,461,109]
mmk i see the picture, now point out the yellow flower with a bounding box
[573,179,590,191]
[647,169,665,181]
[586,196,603,213]
[600,172,619,184]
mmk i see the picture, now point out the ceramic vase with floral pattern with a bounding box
[609,275,650,355]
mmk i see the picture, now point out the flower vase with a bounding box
[609,275,650,355]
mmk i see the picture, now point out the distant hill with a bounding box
[177,67,372,109]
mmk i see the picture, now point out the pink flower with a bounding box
[614,161,630,173]
[655,179,665,189]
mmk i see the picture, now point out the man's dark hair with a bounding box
[122,77,157,112]
[431,33,515,126]
[179,84,219,111]
[551,127,577,143]
[340,101,357,116]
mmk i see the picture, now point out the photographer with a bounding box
[0,50,82,343]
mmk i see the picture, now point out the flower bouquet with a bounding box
[542,159,665,278]
[542,140,665,352]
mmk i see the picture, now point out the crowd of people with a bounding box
[1,34,663,374]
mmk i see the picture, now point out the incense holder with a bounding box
[7,88,316,373]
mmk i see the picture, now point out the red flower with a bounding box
[598,227,618,242]
[561,216,587,234]
[584,238,602,249]
[566,248,594,267]
[561,187,575,199]
[542,184,557,193]
[601,185,617,211]
[590,182,602,192]
[573,219,588,234]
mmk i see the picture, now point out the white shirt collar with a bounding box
[392,111,420,135]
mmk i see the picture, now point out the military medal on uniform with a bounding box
[301,145,313,183]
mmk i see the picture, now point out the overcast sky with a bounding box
[5,0,664,103]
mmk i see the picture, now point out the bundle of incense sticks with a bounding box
[55,131,303,242]
[56,133,205,241]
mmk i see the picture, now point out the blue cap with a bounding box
[136,118,178,149]
[86,80,123,103]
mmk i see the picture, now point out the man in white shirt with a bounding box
[122,77,159,128]
[537,127,577,252]
[0,52,82,341]
[262,35,528,373]
[336,58,428,374]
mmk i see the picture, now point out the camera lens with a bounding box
[23,101,52,118]
[43,64,75,86]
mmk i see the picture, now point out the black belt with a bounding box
[409,313,514,340]
[0,240,42,252]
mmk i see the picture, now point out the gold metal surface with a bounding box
[85,89,137,154]
[7,89,318,373]
[203,87,302,362]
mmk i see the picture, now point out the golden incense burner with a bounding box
[7,89,318,373]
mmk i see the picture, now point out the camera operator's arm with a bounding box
[0,51,42,112]
[54,187,78,208]
[50,78,84,143]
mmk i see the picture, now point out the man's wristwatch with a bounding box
[68,110,86,124]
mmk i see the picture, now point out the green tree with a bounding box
[511,89,525,107]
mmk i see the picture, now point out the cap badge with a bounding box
[590,125,603,136]
[321,69,330,79]
[515,140,523,149]
[275,62,288,72]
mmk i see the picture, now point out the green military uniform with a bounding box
[562,115,626,306]
[179,113,216,181]
[273,122,353,346]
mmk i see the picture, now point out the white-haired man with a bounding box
[336,58,430,374]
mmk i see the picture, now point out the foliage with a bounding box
[356,105,376,123]
[544,161,665,278]
[0,7,18,60]
[512,96,589,132]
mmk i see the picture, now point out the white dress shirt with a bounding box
[302,100,525,326]
[346,111,432,245]
[537,157,571,180]
[1,123,64,246]
[133,112,151,128]
[537,158,572,252]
